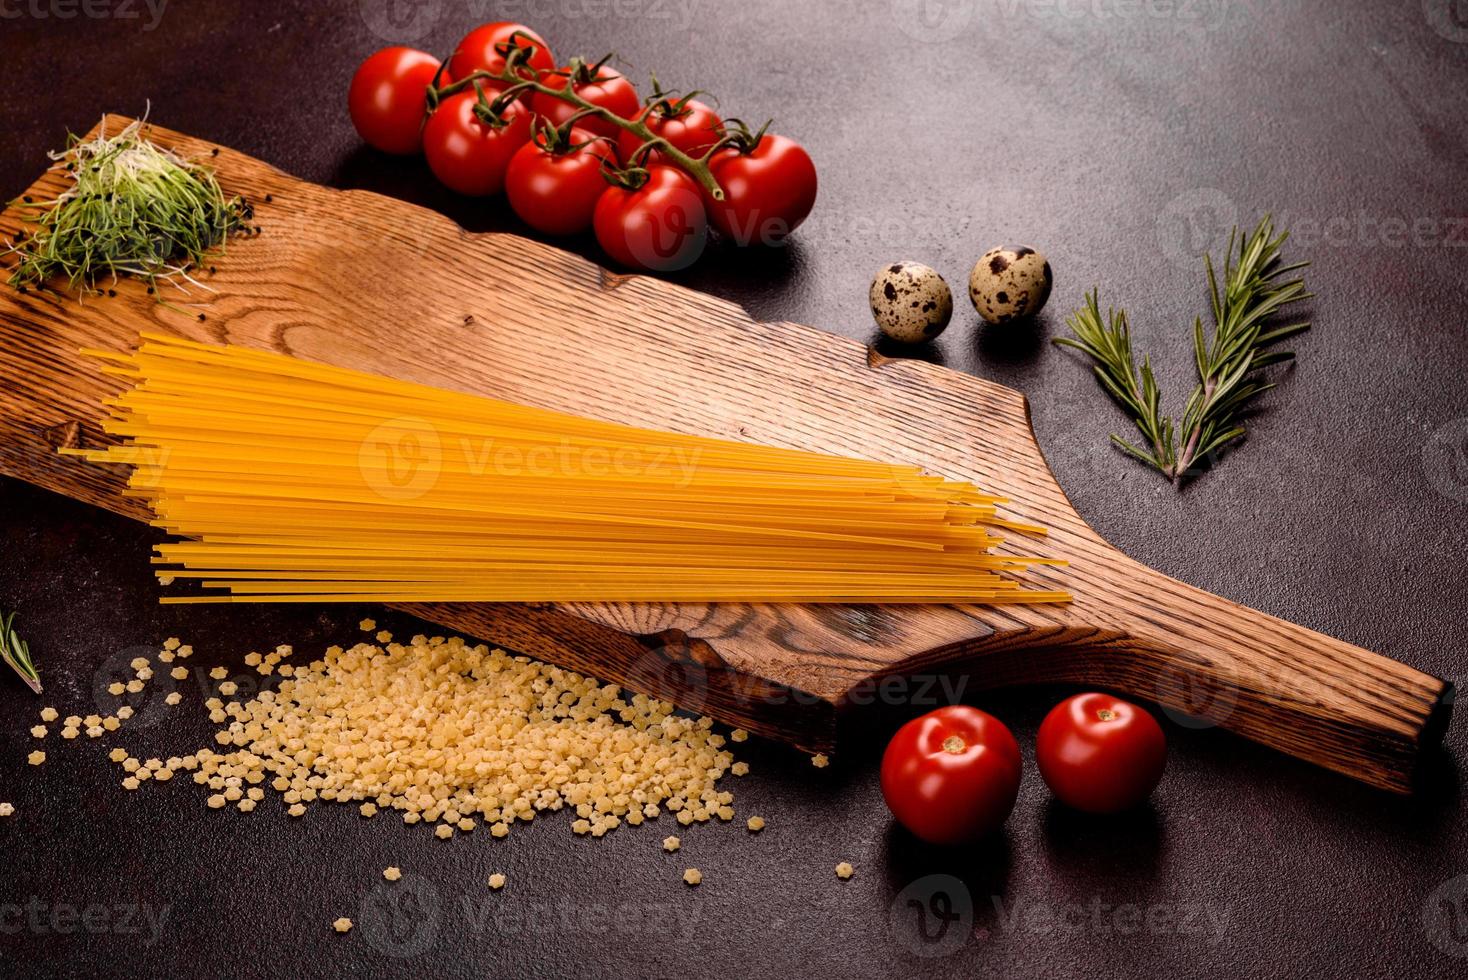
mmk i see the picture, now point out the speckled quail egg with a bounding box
[968,246,1052,325]
[868,261,954,343]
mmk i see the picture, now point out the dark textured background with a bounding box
[2,1,1467,977]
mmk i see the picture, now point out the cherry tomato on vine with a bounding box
[533,63,641,140]
[507,128,618,236]
[422,91,533,197]
[704,134,818,245]
[880,706,1022,845]
[1036,693,1167,814]
[347,46,442,155]
[448,22,554,96]
[617,99,722,162]
[593,165,708,272]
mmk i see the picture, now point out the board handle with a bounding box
[983,556,1452,794]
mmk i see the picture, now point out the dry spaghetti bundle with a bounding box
[66,333,1069,605]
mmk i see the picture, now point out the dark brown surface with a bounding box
[1,2,1466,978]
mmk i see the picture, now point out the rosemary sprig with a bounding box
[0,610,41,694]
[1055,216,1311,486]
[2,116,248,298]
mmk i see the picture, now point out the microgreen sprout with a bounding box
[3,116,248,299]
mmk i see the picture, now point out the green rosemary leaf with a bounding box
[1054,215,1310,486]
[0,610,41,694]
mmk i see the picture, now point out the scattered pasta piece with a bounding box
[332,917,352,934]
[383,867,402,881]
[0,803,12,817]
[811,753,830,768]
[435,824,453,840]
[171,667,189,680]
[165,692,182,705]
[209,666,227,680]
[663,836,681,852]
[488,873,506,890]
[835,862,854,880]
[39,707,58,722]
[29,725,46,738]
[746,816,766,832]
[683,868,702,886]
[107,682,126,696]
[27,751,44,766]
[730,729,748,743]
[163,637,181,651]
[359,619,375,632]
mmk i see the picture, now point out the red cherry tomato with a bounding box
[593,165,708,272]
[880,706,1022,845]
[422,91,532,197]
[617,99,722,163]
[347,46,442,155]
[507,128,617,236]
[1036,693,1167,813]
[704,134,818,245]
[448,22,554,95]
[533,64,640,140]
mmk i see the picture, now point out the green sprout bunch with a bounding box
[3,116,248,298]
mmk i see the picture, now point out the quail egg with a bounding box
[968,246,1052,325]
[868,261,954,343]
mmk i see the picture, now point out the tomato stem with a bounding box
[941,735,966,754]
[431,45,727,202]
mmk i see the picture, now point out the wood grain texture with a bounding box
[0,117,1450,792]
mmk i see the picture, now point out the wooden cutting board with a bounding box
[0,116,1450,793]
